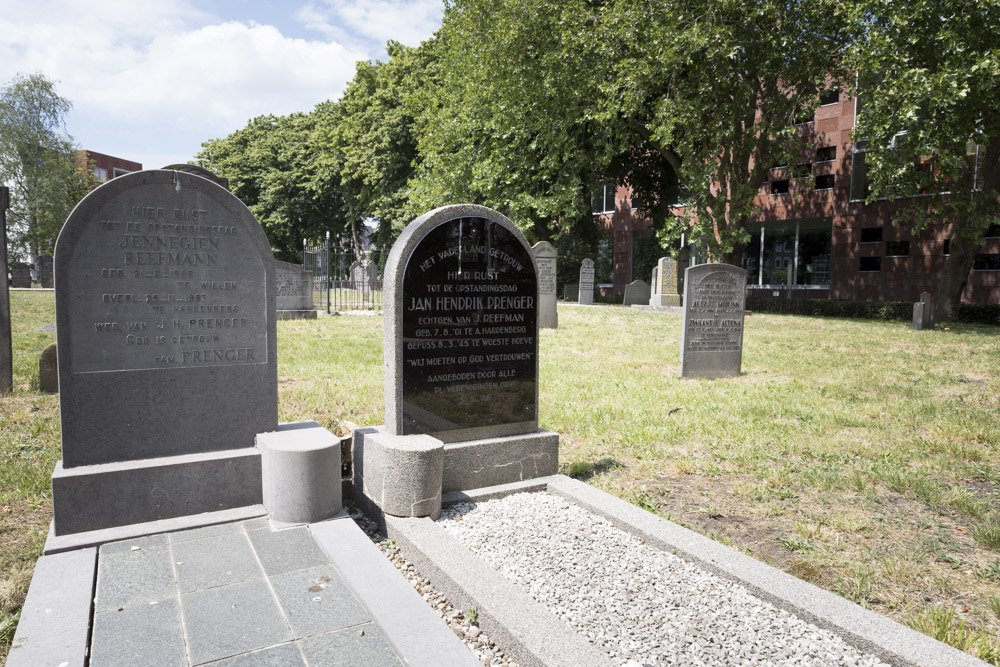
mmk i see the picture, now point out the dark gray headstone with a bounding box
[680,264,747,378]
[531,241,557,329]
[37,254,53,288]
[384,204,539,442]
[564,284,578,301]
[274,260,314,312]
[578,258,595,305]
[11,262,31,288]
[623,279,651,306]
[54,169,278,467]
[912,291,935,330]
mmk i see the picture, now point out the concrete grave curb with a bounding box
[389,474,983,667]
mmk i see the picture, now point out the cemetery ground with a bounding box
[1,291,999,664]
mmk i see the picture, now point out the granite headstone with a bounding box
[531,241,557,329]
[37,254,53,288]
[912,291,935,330]
[275,260,315,314]
[623,279,651,306]
[578,258,595,306]
[680,263,747,378]
[10,262,31,288]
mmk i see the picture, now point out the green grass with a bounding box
[2,294,999,663]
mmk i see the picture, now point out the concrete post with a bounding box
[1,186,12,393]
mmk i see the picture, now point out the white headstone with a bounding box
[578,258,595,306]
[531,241,558,328]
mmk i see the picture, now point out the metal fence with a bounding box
[325,247,384,313]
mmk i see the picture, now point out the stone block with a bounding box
[353,427,443,519]
[258,420,341,525]
[442,429,559,492]
[38,341,57,392]
[51,447,262,535]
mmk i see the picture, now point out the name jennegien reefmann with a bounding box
[120,233,220,265]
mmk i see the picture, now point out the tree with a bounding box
[0,72,79,261]
[414,0,847,261]
[847,0,1000,320]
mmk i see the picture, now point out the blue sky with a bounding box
[0,1,443,169]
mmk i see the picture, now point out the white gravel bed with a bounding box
[439,492,890,667]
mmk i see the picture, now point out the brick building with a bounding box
[596,92,1000,305]
[74,150,142,185]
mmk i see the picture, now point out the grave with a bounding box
[680,263,747,378]
[354,204,558,520]
[38,342,58,393]
[531,241,557,328]
[564,283,579,301]
[49,169,279,536]
[649,256,682,307]
[623,279,651,306]
[11,261,31,287]
[37,254,53,288]
[1,185,10,392]
[912,292,934,330]
[578,258,595,305]
[275,259,316,319]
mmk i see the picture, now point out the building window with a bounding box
[591,183,616,214]
[112,167,133,178]
[973,254,1000,271]
[816,146,836,162]
[794,163,812,180]
[93,167,108,181]
[985,223,1000,238]
[859,256,881,272]
[794,108,814,125]
[886,241,910,256]
[771,179,790,195]
[745,218,831,288]
[850,143,869,202]
[943,238,950,255]
[820,89,840,106]
[815,174,835,190]
[860,227,883,244]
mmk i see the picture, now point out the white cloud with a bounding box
[297,0,442,50]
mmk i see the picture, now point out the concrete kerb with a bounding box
[405,474,981,667]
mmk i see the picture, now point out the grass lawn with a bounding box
[2,291,999,663]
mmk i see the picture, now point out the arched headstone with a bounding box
[578,258,595,305]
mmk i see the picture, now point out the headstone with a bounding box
[356,204,557,520]
[578,258,595,305]
[50,169,277,534]
[350,260,367,291]
[623,279,651,306]
[680,263,747,378]
[365,259,379,285]
[10,262,31,288]
[564,283,578,301]
[36,254,53,288]
[38,342,58,393]
[274,259,315,318]
[912,291,935,330]
[0,185,10,392]
[531,241,557,328]
[650,256,682,307]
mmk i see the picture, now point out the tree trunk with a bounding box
[935,231,978,321]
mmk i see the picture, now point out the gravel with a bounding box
[439,492,891,667]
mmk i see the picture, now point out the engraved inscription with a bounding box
[536,257,556,295]
[683,271,744,353]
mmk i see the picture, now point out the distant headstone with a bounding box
[275,260,315,318]
[385,204,538,440]
[531,241,557,328]
[578,258,595,305]
[36,254,53,288]
[10,262,31,287]
[912,291,935,330]
[38,342,58,393]
[650,256,682,307]
[0,185,10,393]
[365,259,379,285]
[350,260,369,291]
[564,283,579,301]
[50,169,277,534]
[623,279,651,306]
[680,264,747,378]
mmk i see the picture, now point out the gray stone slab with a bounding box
[442,429,558,492]
[90,597,187,667]
[246,525,330,576]
[242,516,271,531]
[298,624,402,667]
[679,263,747,378]
[208,642,306,666]
[5,547,95,667]
[309,516,480,667]
[544,474,984,667]
[274,260,315,311]
[384,515,611,667]
[622,279,650,306]
[95,534,175,611]
[181,579,293,665]
[43,504,266,555]
[169,519,246,544]
[173,531,263,593]
[270,564,369,638]
[353,427,443,519]
[51,447,263,535]
[578,258,595,305]
[531,241,558,329]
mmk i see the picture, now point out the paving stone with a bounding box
[169,520,245,544]
[242,517,271,531]
[298,623,402,667]
[270,565,369,638]
[90,597,187,667]
[203,642,306,666]
[95,534,175,611]
[173,531,263,593]
[246,525,329,576]
[181,579,292,665]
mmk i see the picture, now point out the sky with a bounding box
[0,0,444,169]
